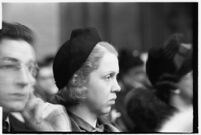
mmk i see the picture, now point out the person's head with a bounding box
[125,88,175,132]
[0,22,37,113]
[118,49,148,88]
[146,34,193,104]
[35,55,58,100]
[53,27,120,115]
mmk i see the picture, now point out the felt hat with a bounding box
[53,27,101,89]
[146,34,192,87]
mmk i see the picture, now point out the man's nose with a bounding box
[17,66,36,87]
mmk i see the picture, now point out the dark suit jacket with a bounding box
[9,114,33,133]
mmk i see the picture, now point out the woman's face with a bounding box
[177,71,193,101]
[85,52,121,115]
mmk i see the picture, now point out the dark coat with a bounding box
[6,114,33,133]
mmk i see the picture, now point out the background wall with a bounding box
[2,3,60,60]
[2,2,196,61]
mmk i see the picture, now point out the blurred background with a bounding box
[2,2,196,60]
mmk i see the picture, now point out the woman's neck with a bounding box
[170,94,192,111]
[69,104,98,128]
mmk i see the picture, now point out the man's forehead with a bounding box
[0,57,19,62]
[0,39,36,63]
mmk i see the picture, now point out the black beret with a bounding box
[146,34,192,87]
[53,27,101,89]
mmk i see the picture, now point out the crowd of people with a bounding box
[0,21,194,133]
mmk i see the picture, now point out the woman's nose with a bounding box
[112,79,121,92]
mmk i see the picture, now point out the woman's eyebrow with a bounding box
[104,71,119,75]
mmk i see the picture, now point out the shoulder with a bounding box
[159,107,193,132]
[9,114,34,132]
[99,116,120,132]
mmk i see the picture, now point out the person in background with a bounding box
[125,87,175,133]
[124,33,193,133]
[118,49,149,90]
[0,21,71,133]
[111,49,150,131]
[34,55,58,102]
[0,21,37,132]
[52,27,121,132]
[146,33,193,132]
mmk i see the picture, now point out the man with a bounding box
[34,55,58,102]
[0,22,71,133]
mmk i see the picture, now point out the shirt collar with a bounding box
[3,115,11,132]
[68,111,104,132]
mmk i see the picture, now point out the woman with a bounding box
[146,34,193,132]
[146,34,193,111]
[52,27,121,132]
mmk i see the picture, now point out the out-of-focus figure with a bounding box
[159,106,193,132]
[124,33,193,133]
[111,49,150,131]
[125,87,175,133]
[0,21,71,133]
[118,50,149,90]
[146,33,193,132]
[0,21,37,133]
[146,33,193,112]
[34,55,58,102]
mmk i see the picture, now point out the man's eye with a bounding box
[26,63,38,77]
[0,64,20,70]
[29,66,39,77]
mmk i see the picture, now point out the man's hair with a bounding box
[58,42,118,106]
[0,21,34,45]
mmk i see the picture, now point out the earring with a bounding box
[173,89,181,94]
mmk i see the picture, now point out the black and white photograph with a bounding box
[0,1,198,134]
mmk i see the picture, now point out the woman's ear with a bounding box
[75,86,88,101]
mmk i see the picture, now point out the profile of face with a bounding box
[36,65,58,95]
[85,51,121,115]
[0,39,36,112]
[177,71,193,101]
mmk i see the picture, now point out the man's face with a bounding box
[85,52,121,115]
[0,39,36,112]
[36,65,58,95]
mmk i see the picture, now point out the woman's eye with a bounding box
[0,64,20,70]
[106,75,112,80]
[105,73,115,80]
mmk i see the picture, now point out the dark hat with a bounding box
[53,27,101,89]
[146,34,192,87]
